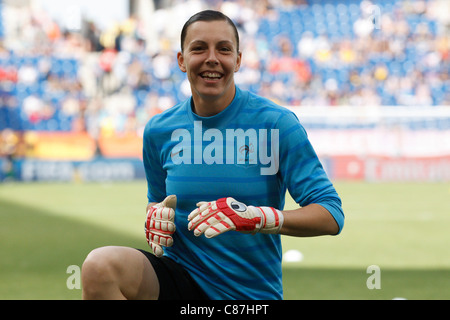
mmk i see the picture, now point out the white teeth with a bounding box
[202,72,222,78]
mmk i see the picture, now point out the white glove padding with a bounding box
[188,197,284,238]
[145,195,177,257]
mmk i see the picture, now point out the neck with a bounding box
[191,87,236,117]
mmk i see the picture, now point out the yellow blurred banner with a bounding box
[32,132,96,160]
[29,132,142,160]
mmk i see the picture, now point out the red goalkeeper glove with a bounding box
[145,195,177,257]
[188,197,284,238]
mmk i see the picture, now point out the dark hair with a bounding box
[180,10,240,53]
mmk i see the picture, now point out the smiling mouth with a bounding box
[200,72,223,80]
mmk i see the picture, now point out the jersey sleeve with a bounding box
[277,111,345,234]
[142,118,167,204]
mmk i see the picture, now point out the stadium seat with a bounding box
[0,0,446,135]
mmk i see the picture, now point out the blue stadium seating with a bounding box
[0,0,447,132]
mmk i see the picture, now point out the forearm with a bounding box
[280,204,339,237]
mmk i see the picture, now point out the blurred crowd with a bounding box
[0,0,449,159]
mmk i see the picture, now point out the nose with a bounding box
[205,49,219,65]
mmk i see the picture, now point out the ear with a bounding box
[177,52,186,73]
[234,51,242,73]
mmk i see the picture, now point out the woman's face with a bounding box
[178,20,242,112]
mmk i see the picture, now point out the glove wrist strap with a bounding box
[249,206,284,234]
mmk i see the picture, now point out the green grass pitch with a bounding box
[0,181,449,300]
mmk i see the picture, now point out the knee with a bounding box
[81,246,120,296]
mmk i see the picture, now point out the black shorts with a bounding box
[137,249,209,300]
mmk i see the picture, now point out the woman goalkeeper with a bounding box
[81,10,344,300]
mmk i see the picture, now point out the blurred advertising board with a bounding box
[325,155,450,182]
[1,158,145,182]
[2,155,449,182]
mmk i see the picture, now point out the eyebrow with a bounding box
[188,40,235,48]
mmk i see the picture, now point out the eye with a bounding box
[230,201,247,212]
[190,44,206,52]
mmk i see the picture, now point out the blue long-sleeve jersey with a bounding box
[143,86,344,299]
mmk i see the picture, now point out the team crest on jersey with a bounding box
[238,143,256,165]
